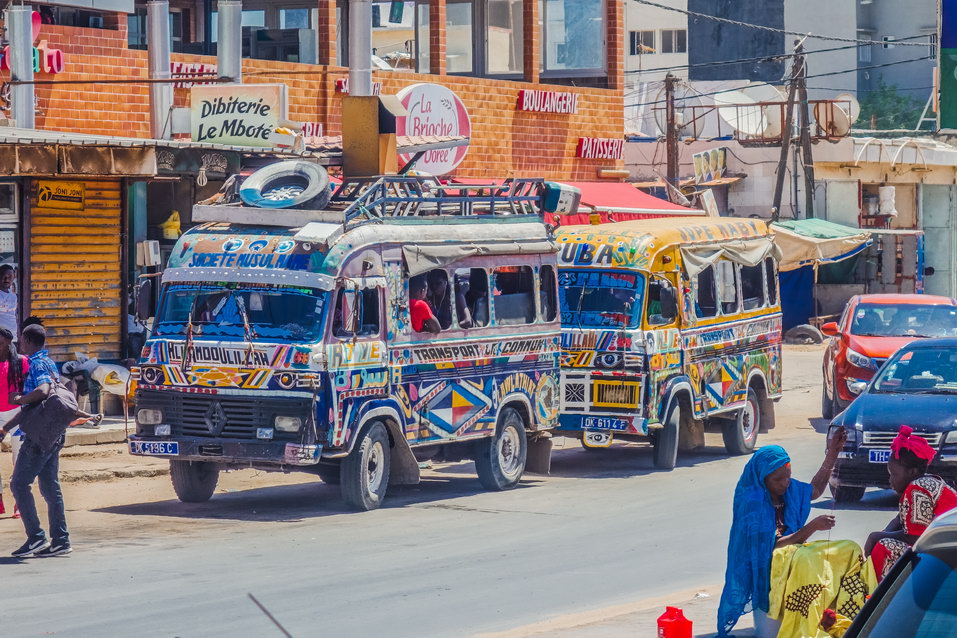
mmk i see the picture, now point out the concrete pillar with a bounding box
[349,0,373,95]
[147,1,172,139]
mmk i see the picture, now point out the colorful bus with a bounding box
[555,217,782,469]
[130,173,561,510]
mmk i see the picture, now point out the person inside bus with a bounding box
[427,270,454,330]
[195,292,240,325]
[409,275,440,334]
[465,269,490,327]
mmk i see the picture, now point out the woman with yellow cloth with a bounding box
[717,431,879,638]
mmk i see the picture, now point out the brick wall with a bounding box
[8,20,624,181]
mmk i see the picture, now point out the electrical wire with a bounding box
[624,55,934,108]
[629,0,929,47]
[625,35,931,76]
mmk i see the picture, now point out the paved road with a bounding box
[2,348,897,638]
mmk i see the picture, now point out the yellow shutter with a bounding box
[29,179,122,360]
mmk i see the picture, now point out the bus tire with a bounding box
[475,407,527,491]
[170,460,219,503]
[723,387,761,455]
[653,398,681,470]
[315,463,341,485]
[341,421,391,511]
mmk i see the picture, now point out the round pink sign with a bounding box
[396,83,471,175]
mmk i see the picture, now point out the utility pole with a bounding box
[771,40,802,221]
[664,73,680,202]
[795,43,816,218]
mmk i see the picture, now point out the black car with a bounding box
[830,338,957,502]
[845,507,957,637]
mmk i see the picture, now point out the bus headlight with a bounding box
[274,416,302,433]
[137,409,163,425]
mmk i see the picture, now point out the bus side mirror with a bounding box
[135,278,153,321]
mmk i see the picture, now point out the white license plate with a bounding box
[130,441,179,456]
[869,449,892,463]
[583,416,629,431]
[583,430,613,448]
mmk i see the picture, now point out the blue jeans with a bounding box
[10,436,68,545]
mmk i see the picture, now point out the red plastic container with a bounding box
[657,606,692,638]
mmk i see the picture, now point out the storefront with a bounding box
[12,0,625,181]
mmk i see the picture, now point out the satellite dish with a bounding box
[813,101,852,137]
[835,92,861,124]
[740,84,786,138]
[653,84,704,139]
[713,89,768,137]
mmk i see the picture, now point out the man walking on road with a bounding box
[5,324,71,558]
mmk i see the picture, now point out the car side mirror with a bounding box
[821,321,839,337]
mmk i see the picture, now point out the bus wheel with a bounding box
[475,407,528,491]
[341,422,391,511]
[170,460,220,503]
[653,398,681,470]
[723,387,761,455]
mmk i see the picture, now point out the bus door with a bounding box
[644,272,682,420]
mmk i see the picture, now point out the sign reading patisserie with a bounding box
[576,137,624,160]
[516,89,579,114]
[396,83,471,175]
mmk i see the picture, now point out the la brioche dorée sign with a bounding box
[396,83,471,175]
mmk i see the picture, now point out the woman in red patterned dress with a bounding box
[865,425,957,581]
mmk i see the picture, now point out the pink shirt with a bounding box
[0,356,28,412]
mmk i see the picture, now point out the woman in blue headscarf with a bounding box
[717,431,846,638]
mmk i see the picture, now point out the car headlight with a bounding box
[846,348,874,370]
[137,409,163,425]
[946,430,957,444]
[274,416,302,433]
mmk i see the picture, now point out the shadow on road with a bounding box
[93,471,543,522]
[544,442,733,480]
[807,417,831,434]
[812,487,898,512]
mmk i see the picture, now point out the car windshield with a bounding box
[155,283,327,342]
[850,303,957,338]
[856,552,957,638]
[558,269,645,328]
[873,346,957,394]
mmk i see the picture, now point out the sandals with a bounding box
[68,414,104,428]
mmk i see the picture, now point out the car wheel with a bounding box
[723,387,761,455]
[822,373,835,420]
[831,484,866,503]
[340,422,391,511]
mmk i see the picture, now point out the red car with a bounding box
[821,294,957,418]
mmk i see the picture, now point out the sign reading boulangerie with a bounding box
[191,84,288,147]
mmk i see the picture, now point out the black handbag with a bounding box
[18,380,80,451]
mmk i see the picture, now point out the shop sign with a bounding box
[516,89,578,114]
[396,83,471,175]
[37,180,85,210]
[576,137,624,160]
[191,84,287,147]
[171,62,217,89]
[335,78,383,95]
[302,122,324,140]
[692,148,726,184]
[0,11,65,74]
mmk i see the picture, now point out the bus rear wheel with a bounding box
[475,407,527,491]
[723,387,761,455]
[341,422,391,511]
[170,460,220,503]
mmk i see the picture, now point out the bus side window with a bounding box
[539,265,558,322]
[426,268,453,330]
[740,263,766,311]
[334,287,381,338]
[647,276,678,326]
[695,265,718,318]
[492,265,536,325]
[455,267,489,328]
[717,260,739,315]
[764,257,778,306]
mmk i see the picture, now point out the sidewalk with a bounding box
[64,416,131,447]
[477,585,755,638]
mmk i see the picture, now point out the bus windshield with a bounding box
[155,283,327,342]
[558,269,645,328]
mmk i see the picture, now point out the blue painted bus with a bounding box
[129,174,561,510]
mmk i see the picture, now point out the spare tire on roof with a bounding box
[239,160,331,209]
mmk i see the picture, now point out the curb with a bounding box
[64,425,128,448]
[60,466,169,483]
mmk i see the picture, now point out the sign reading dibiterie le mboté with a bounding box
[190,84,287,147]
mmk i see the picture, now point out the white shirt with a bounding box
[0,289,17,335]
